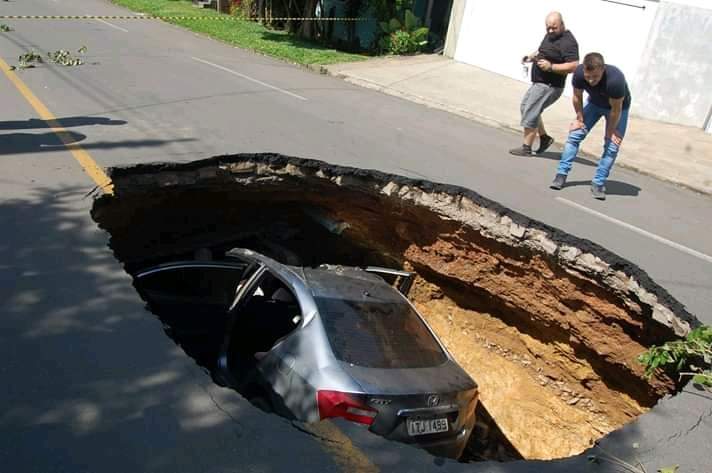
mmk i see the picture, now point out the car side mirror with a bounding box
[364,266,415,297]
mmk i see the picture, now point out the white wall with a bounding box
[453,0,659,97]
[633,2,712,127]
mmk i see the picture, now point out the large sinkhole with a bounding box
[91,154,699,462]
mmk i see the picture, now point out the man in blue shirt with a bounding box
[550,52,631,200]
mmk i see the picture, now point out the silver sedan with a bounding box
[134,248,479,458]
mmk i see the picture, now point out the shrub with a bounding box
[377,10,429,55]
[638,325,712,388]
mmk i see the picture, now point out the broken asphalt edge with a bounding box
[104,152,700,333]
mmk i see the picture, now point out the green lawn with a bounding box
[110,0,368,65]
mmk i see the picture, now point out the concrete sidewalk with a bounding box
[324,54,712,196]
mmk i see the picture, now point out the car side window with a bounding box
[137,265,246,311]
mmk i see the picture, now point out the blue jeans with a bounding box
[557,102,630,186]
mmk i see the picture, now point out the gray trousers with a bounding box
[520,82,564,129]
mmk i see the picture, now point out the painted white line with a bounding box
[191,56,307,101]
[556,197,712,264]
[96,18,129,33]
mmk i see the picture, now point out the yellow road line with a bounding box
[307,421,379,472]
[0,57,114,195]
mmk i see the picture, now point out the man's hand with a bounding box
[522,50,539,64]
[609,131,623,146]
[570,119,585,131]
[605,97,624,145]
[537,58,552,72]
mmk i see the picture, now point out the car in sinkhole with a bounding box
[133,248,479,458]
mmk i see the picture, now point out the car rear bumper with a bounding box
[381,407,476,459]
[410,424,471,458]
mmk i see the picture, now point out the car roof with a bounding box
[226,248,406,304]
[303,266,404,302]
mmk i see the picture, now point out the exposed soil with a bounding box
[401,240,671,460]
[91,153,699,461]
[411,275,634,459]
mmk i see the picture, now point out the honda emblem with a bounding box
[427,395,440,407]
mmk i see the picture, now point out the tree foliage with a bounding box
[231,0,333,39]
[231,0,427,51]
[378,9,428,54]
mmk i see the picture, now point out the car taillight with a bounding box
[317,390,378,426]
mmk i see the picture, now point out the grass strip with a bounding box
[111,0,367,65]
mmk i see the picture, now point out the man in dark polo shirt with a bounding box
[550,52,632,200]
[509,11,579,157]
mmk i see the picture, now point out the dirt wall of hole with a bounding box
[93,153,700,460]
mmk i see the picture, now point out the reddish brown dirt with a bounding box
[403,234,674,460]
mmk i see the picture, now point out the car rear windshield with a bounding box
[315,296,447,369]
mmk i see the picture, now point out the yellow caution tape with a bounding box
[0,15,369,21]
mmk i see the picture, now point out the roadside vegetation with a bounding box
[377,9,429,55]
[638,325,712,390]
[110,0,367,65]
[109,0,433,64]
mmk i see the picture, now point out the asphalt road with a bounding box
[1,0,710,472]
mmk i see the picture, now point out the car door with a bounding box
[223,269,308,417]
[134,261,250,332]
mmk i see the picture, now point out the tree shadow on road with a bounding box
[0,131,196,155]
[0,116,127,130]
[0,130,86,155]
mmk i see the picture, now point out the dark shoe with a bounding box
[590,183,606,200]
[536,135,554,154]
[509,145,533,156]
[550,173,567,190]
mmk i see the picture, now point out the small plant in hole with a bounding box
[0,24,12,32]
[638,325,712,390]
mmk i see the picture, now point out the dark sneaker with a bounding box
[536,135,554,154]
[590,184,606,200]
[509,145,533,156]
[550,173,567,190]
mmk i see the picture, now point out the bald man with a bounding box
[510,12,579,157]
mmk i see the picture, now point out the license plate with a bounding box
[406,417,448,436]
